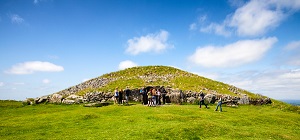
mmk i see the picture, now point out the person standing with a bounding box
[140,87,148,105]
[147,90,153,106]
[157,89,161,105]
[124,86,131,105]
[114,87,119,105]
[162,89,167,104]
[215,97,223,112]
[139,87,144,104]
[119,89,124,105]
[199,90,208,108]
[152,88,157,106]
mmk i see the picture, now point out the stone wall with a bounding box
[27,86,272,106]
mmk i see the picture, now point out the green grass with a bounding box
[1,101,299,139]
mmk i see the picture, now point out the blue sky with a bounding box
[1,0,300,100]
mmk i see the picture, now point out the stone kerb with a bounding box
[28,85,272,106]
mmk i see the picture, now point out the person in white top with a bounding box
[114,87,119,105]
[215,97,223,112]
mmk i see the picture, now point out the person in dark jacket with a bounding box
[124,86,131,105]
[140,87,148,105]
[162,89,167,104]
[199,90,208,108]
[119,89,124,105]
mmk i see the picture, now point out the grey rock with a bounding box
[187,97,196,104]
[35,95,49,104]
[84,102,102,107]
[204,94,216,104]
[62,99,75,104]
[23,98,34,105]
[49,94,63,104]
[169,89,181,104]
[66,95,82,100]
[238,95,249,104]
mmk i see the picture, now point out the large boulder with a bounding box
[35,95,49,104]
[204,94,216,104]
[49,94,63,104]
[238,95,249,104]
[62,99,75,104]
[169,89,184,104]
[104,92,112,101]
[66,95,83,103]
[264,98,272,104]
[23,98,35,105]
[248,98,272,105]
[84,92,105,103]
[66,94,81,100]
[187,97,196,104]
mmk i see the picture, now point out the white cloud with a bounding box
[284,40,300,50]
[5,61,64,75]
[0,82,4,87]
[82,78,90,82]
[274,0,300,10]
[189,23,197,30]
[188,37,277,67]
[42,79,50,84]
[118,60,138,70]
[168,65,182,70]
[229,0,284,36]
[189,15,207,31]
[191,72,219,80]
[13,82,25,85]
[222,69,300,100]
[288,60,300,66]
[200,23,231,37]
[9,14,24,24]
[198,0,300,37]
[34,0,46,4]
[281,40,300,66]
[125,30,173,55]
[228,0,245,7]
[280,69,300,79]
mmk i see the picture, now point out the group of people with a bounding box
[142,87,167,106]
[114,86,131,105]
[114,86,223,112]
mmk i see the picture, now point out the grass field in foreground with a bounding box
[0,101,299,140]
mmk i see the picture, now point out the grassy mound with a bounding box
[76,66,258,98]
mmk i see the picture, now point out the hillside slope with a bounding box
[53,66,258,98]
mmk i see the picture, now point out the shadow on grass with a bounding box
[117,103,137,106]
